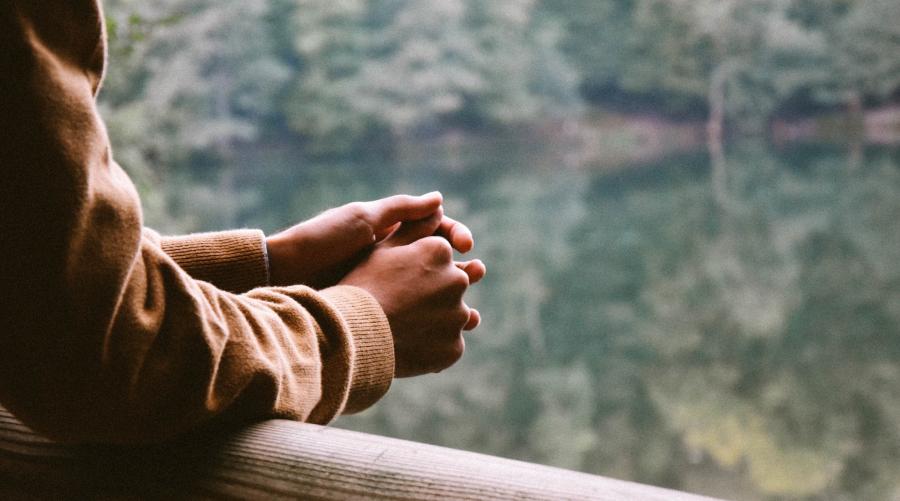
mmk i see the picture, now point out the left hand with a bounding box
[265,192,475,288]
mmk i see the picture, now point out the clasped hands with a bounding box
[266,192,485,377]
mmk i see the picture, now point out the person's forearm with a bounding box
[0,0,393,445]
[157,229,271,293]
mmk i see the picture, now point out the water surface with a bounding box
[170,139,900,500]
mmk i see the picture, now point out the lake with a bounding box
[150,136,900,500]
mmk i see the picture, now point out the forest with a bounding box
[102,0,900,215]
[99,1,900,499]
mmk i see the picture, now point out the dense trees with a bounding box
[288,0,580,150]
[97,0,900,242]
[103,0,900,163]
[103,0,290,230]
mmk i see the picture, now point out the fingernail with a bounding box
[423,191,442,199]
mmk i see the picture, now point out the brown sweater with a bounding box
[0,1,394,444]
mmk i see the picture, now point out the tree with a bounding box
[101,0,290,231]
[286,0,581,151]
[538,0,636,101]
[832,0,900,102]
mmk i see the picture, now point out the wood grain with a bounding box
[0,406,720,500]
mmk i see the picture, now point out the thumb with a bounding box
[383,207,444,247]
[366,192,443,233]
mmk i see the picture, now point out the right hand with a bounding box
[339,209,486,378]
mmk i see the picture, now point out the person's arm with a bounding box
[157,229,271,293]
[0,0,394,444]
[156,195,474,294]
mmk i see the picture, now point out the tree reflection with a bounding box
[226,139,900,500]
[636,144,900,498]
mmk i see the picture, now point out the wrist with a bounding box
[265,232,303,286]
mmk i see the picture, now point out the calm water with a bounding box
[158,138,900,500]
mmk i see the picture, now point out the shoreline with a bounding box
[548,105,900,168]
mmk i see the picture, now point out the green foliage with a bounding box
[102,0,290,231]
[833,0,900,99]
[539,1,634,93]
[101,0,900,163]
[547,0,898,127]
[285,0,581,150]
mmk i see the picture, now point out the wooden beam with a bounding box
[0,406,718,500]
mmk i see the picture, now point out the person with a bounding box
[0,0,485,445]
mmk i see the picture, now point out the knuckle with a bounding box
[454,307,470,328]
[449,268,470,292]
[344,202,375,237]
[423,237,453,261]
[345,201,370,222]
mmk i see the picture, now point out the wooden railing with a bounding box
[0,406,719,500]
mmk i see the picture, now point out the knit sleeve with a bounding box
[0,0,394,445]
[157,230,271,293]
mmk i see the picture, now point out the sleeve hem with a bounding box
[318,286,394,414]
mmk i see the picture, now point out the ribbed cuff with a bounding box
[319,286,394,414]
[160,229,269,294]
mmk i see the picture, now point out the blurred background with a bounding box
[100,1,900,499]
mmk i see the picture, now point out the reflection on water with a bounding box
[184,139,900,500]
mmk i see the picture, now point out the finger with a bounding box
[436,215,474,253]
[463,308,481,331]
[365,192,443,230]
[455,259,486,285]
[383,207,444,247]
[373,221,400,241]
